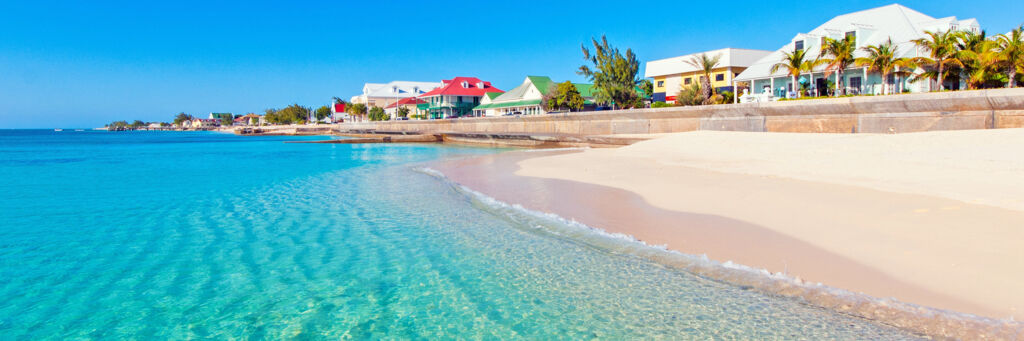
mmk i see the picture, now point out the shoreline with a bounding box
[430,130,1024,339]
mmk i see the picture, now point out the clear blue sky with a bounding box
[1,0,1020,128]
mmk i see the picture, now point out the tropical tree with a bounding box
[543,81,585,112]
[219,115,233,126]
[854,38,915,95]
[331,97,347,105]
[638,79,653,100]
[820,35,857,96]
[396,106,410,119]
[997,25,1024,88]
[265,104,310,125]
[674,83,703,106]
[314,105,332,122]
[957,39,1005,89]
[367,106,388,121]
[770,49,818,98]
[172,112,192,126]
[578,35,641,109]
[685,53,722,103]
[912,30,964,91]
[347,103,367,122]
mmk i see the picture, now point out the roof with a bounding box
[484,92,502,100]
[333,103,346,113]
[360,81,441,98]
[418,77,504,97]
[474,99,543,110]
[475,76,597,110]
[644,48,773,78]
[735,4,981,81]
[384,97,427,109]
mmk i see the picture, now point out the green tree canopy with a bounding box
[265,104,309,125]
[219,115,233,126]
[820,35,857,96]
[314,105,332,121]
[396,106,410,118]
[997,25,1024,88]
[543,81,585,112]
[347,103,368,121]
[854,38,915,95]
[368,106,388,121]
[578,35,641,109]
[911,30,963,91]
[172,112,193,125]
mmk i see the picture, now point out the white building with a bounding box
[645,48,772,103]
[348,81,441,108]
[735,4,980,100]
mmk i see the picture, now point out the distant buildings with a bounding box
[735,4,980,100]
[349,81,441,109]
[189,118,219,128]
[473,76,595,116]
[384,97,428,119]
[330,102,350,122]
[645,48,771,104]
[208,113,233,121]
[234,114,264,126]
[418,77,504,119]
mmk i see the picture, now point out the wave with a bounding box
[415,166,1024,340]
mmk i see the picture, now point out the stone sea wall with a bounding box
[338,88,1024,135]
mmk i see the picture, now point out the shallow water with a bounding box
[0,130,921,339]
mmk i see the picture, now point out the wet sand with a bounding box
[431,130,1024,338]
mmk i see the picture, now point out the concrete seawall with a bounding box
[338,88,1024,135]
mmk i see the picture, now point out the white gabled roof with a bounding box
[644,48,773,78]
[360,81,442,98]
[735,4,981,82]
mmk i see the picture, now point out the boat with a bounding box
[54,128,63,132]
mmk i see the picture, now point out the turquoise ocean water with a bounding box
[0,130,920,339]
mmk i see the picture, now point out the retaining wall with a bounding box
[338,88,1024,135]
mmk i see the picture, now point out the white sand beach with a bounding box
[506,129,1024,320]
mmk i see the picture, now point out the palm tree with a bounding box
[684,53,722,104]
[966,43,1005,89]
[997,25,1024,88]
[820,36,857,96]
[770,49,819,98]
[855,38,915,95]
[912,30,963,91]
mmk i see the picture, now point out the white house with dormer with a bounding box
[349,81,441,109]
[735,4,980,101]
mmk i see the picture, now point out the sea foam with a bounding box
[416,166,1024,340]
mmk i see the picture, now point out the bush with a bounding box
[651,101,672,108]
[675,84,703,106]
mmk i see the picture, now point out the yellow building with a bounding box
[645,48,771,103]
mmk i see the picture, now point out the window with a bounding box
[684,78,691,85]
[715,74,724,81]
[794,40,804,51]
[656,80,664,87]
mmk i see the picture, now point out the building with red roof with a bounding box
[418,77,503,119]
[384,97,428,119]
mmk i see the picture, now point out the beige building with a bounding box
[645,48,771,103]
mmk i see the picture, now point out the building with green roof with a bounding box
[473,76,595,116]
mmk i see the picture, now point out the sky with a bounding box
[1,0,1021,128]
